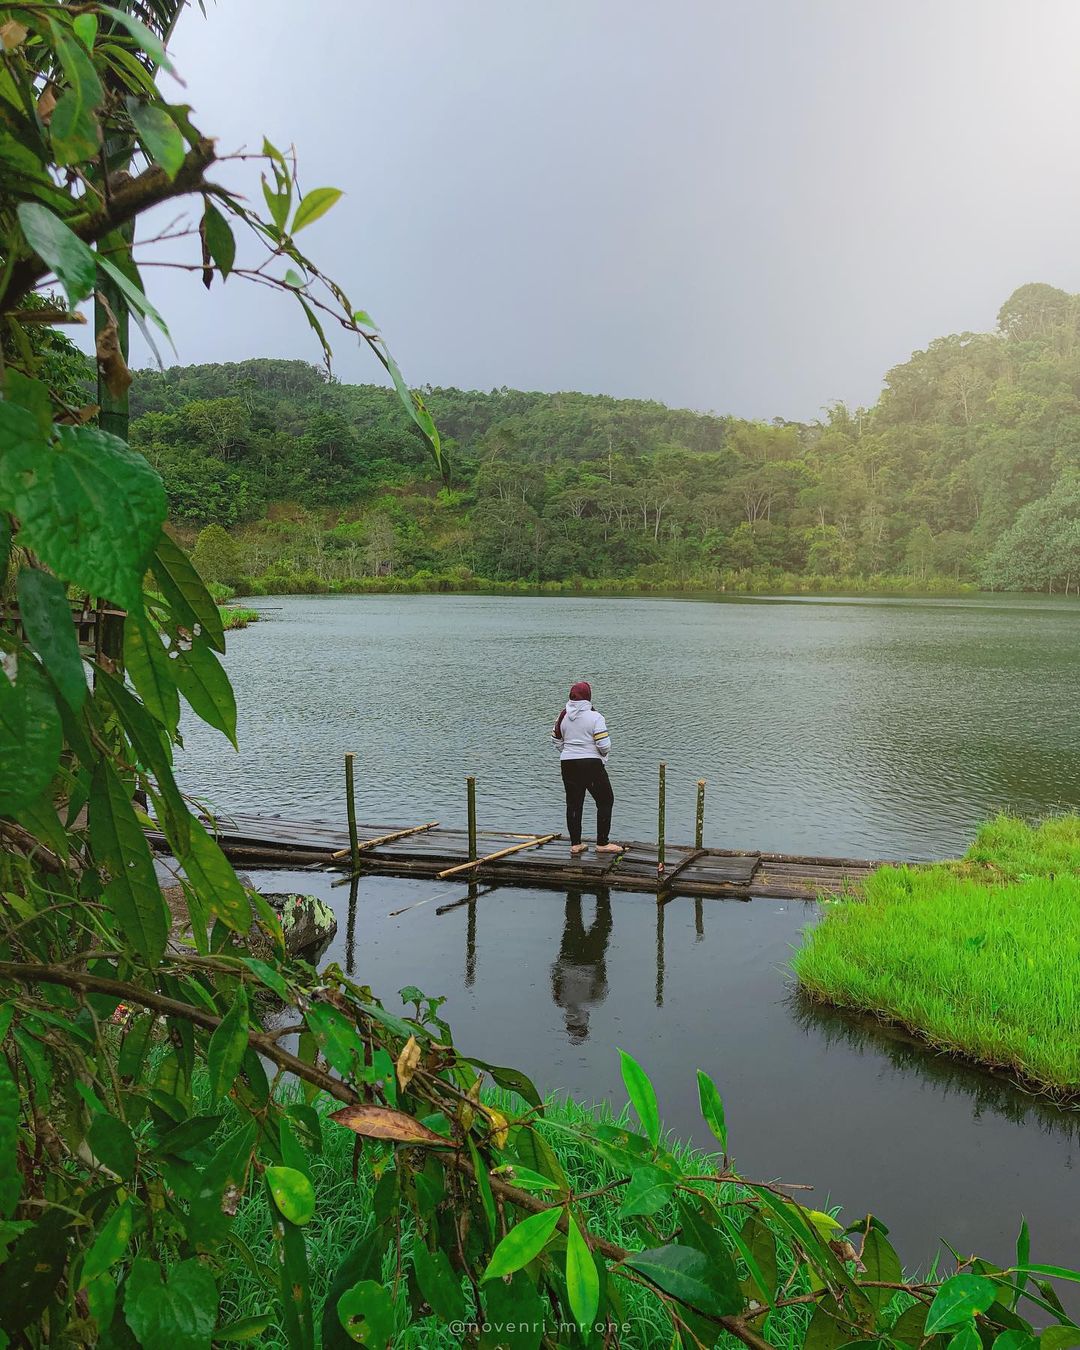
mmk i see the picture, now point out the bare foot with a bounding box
[595,843,623,853]
[570,843,588,855]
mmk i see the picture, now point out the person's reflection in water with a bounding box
[551,888,612,1044]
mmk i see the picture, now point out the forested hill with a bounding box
[133,282,1080,594]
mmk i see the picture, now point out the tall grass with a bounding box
[794,815,1080,1095]
[219,1092,831,1350]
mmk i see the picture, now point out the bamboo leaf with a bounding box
[170,636,237,745]
[152,530,226,652]
[181,816,250,933]
[127,98,185,178]
[124,614,179,735]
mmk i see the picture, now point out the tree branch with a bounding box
[4,138,217,309]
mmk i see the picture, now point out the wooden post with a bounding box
[344,753,359,872]
[695,778,706,850]
[466,775,477,862]
[657,762,666,875]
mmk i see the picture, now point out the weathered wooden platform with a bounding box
[149,812,885,901]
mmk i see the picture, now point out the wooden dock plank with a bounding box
[146,813,889,902]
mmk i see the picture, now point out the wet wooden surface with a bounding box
[148,812,888,900]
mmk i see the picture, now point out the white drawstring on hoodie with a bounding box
[552,699,611,761]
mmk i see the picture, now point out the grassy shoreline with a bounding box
[793,815,1080,1098]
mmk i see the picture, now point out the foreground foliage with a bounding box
[794,816,1080,1095]
[2,6,1080,1348]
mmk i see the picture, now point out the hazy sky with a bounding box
[135,0,1080,421]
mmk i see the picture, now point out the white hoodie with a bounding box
[552,699,611,761]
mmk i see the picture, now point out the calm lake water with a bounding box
[178,594,1080,1278]
[181,592,1080,859]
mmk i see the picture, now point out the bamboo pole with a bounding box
[657,762,666,874]
[330,821,440,862]
[344,753,359,871]
[695,779,706,850]
[467,776,477,862]
[436,833,559,880]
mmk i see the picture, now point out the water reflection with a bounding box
[792,993,1080,1144]
[550,889,613,1043]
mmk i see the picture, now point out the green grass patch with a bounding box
[218,604,259,630]
[794,815,1080,1095]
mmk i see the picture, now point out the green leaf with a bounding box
[207,984,249,1102]
[1011,1264,1080,1285]
[215,1314,275,1342]
[0,412,166,610]
[96,670,189,852]
[16,204,96,304]
[490,1163,560,1194]
[17,567,85,710]
[50,31,104,164]
[97,254,172,344]
[469,1058,544,1110]
[202,201,236,280]
[0,1059,20,1220]
[170,637,237,745]
[468,1135,497,1238]
[889,1301,930,1348]
[152,530,226,652]
[859,1227,902,1309]
[383,347,443,471]
[181,816,250,932]
[481,1273,547,1350]
[619,1163,674,1218]
[993,1333,1039,1350]
[99,5,177,72]
[481,1205,562,1282]
[265,1166,316,1226]
[80,1196,133,1286]
[87,1114,136,1178]
[124,1257,219,1350]
[0,1209,71,1335]
[292,187,343,233]
[124,615,179,735]
[242,958,289,1000]
[566,1216,600,1329]
[304,1003,364,1076]
[127,98,185,178]
[337,1280,394,1346]
[89,760,169,964]
[73,14,98,48]
[695,1069,727,1152]
[925,1275,998,1334]
[621,1243,742,1318]
[153,1113,224,1159]
[618,1048,660,1148]
[412,1242,465,1321]
[945,1325,982,1350]
[0,655,62,816]
[1042,1330,1080,1350]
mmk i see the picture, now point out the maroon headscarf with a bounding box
[554,681,593,738]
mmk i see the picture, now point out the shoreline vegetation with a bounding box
[794,815,1080,1099]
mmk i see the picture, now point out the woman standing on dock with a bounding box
[552,681,621,856]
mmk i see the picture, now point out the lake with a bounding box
[177,593,1080,1277]
[180,592,1080,860]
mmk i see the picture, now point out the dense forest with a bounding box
[132,282,1080,594]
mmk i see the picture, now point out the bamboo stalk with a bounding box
[657,762,666,874]
[695,778,706,850]
[344,752,359,871]
[329,820,437,864]
[436,833,559,879]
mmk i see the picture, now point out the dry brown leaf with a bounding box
[37,86,57,124]
[0,20,28,50]
[395,1034,421,1092]
[328,1103,456,1148]
[96,312,133,401]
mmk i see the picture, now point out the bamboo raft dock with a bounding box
[150,810,884,902]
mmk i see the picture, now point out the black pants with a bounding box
[561,759,614,846]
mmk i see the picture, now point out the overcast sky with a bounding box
[136,0,1080,421]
